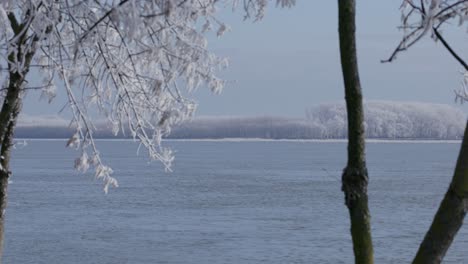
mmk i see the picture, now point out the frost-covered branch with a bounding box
[0,0,229,191]
[384,0,468,102]
[235,0,295,20]
[0,0,294,192]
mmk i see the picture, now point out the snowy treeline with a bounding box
[174,101,465,139]
[15,116,313,139]
[170,117,312,139]
[15,101,466,139]
[306,101,467,139]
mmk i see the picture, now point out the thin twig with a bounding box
[433,27,468,71]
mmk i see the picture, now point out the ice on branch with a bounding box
[0,0,292,192]
[74,152,90,173]
[40,83,57,104]
[66,132,80,149]
[233,0,295,20]
[386,1,468,102]
[95,165,118,194]
[456,71,468,102]
[217,24,230,37]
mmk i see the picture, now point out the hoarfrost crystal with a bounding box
[0,0,294,192]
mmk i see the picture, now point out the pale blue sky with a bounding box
[22,0,468,118]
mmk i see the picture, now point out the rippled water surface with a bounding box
[3,140,467,263]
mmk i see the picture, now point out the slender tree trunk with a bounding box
[0,66,25,262]
[0,13,35,261]
[0,171,7,262]
[412,120,468,264]
[0,118,17,260]
[0,80,22,262]
[338,1,374,263]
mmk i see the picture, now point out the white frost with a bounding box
[0,0,294,192]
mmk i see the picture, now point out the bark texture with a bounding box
[412,121,468,264]
[0,12,36,261]
[0,54,26,263]
[338,1,374,263]
[0,114,17,259]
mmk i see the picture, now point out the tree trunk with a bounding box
[412,120,468,264]
[0,119,16,260]
[0,170,8,262]
[0,10,36,263]
[338,1,374,263]
[0,70,24,262]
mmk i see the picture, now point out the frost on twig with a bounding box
[0,0,232,193]
[0,0,293,192]
[386,0,468,103]
[234,0,296,20]
[455,71,468,102]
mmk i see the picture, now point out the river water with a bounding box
[3,140,466,263]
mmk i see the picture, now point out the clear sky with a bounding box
[22,0,468,118]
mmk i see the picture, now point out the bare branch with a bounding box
[433,27,468,71]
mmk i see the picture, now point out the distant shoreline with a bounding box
[17,102,466,141]
[14,138,462,144]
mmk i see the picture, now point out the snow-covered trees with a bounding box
[12,101,465,139]
[381,1,468,262]
[0,0,296,190]
[0,0,465,262]
[306,101,466,139]
[0,0,235,191]
[0,0,295,258]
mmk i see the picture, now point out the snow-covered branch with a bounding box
[0,0,293,192]
[386,0,468,103]
[1,0,229,191]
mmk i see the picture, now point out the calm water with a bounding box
[3,140,467,263]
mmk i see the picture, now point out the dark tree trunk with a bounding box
[0,12,36,261]
[0,119,17,259]
[0,81,22,261]
[338,1,374,263]
[0,170,8,261]
[0,67,25,262]
[412,120,468,264]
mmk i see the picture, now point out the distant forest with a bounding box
[16,101,467,140]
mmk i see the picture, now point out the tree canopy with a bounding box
[0,0,294,192]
